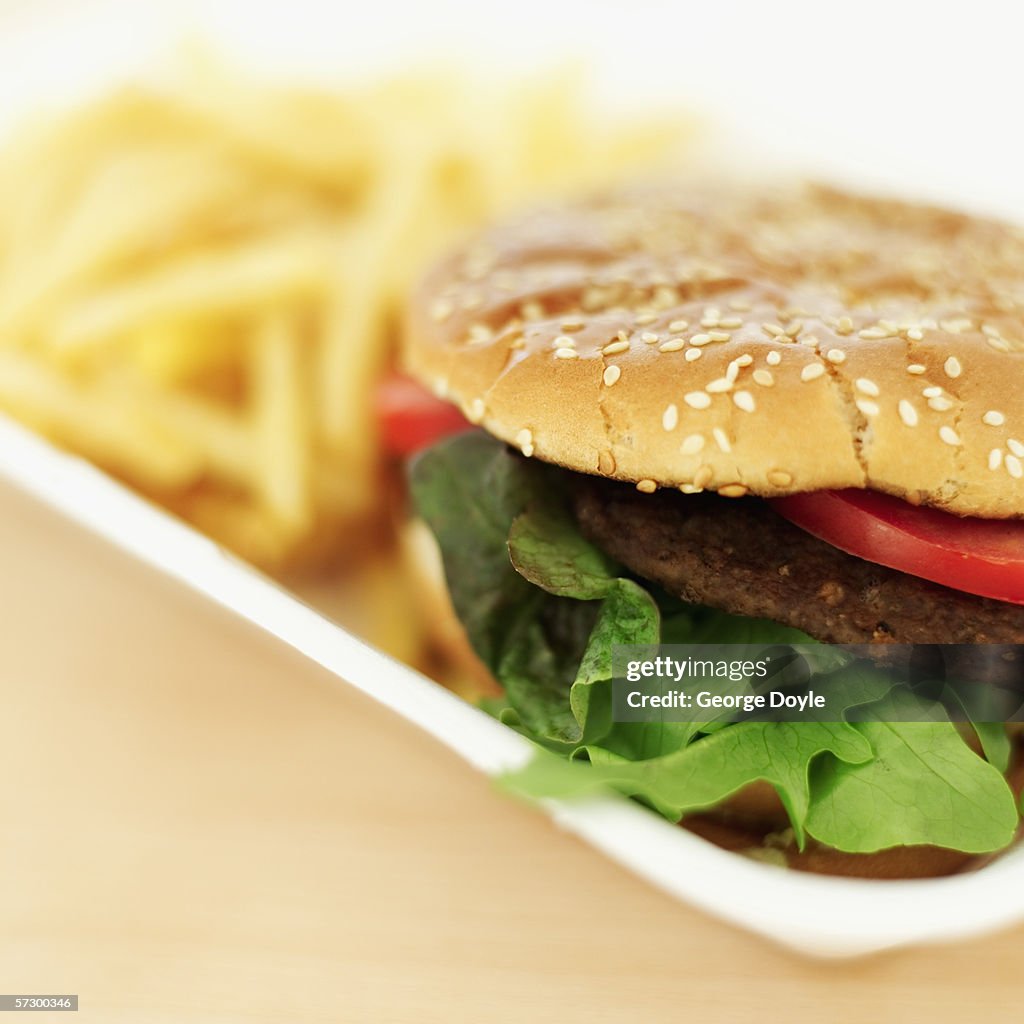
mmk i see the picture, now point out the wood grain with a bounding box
[0,479,1020,1023]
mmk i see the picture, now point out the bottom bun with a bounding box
[399,519,501,700]
[683,816,977,879]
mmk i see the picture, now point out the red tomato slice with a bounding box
[771,489,1024,605]
[377,374,473,456]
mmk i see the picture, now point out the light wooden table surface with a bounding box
[1,478,1021,1024]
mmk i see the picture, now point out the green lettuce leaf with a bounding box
[509,719,872,845]
[410,433,659,747]
[410,432,1020,856]
[973,722,1012,775]
[805,720,1018,852]
[509,499,660,744]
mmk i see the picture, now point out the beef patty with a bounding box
[572,478,1024,645]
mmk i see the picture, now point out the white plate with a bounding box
[2,411,1022,958]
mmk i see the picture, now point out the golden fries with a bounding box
[0,59,690,571]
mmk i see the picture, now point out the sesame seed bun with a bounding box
[403,182,1024,517]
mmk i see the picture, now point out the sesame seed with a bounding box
[856,398,880,417]
[516,428,534,457]
[684,348,703,362]
[753,369,775,387]
[690,333,715,347]
[825,348,846,364]
[694,465,715,488]
[800,363,825,382]
[708,330,732,342]
[987,336,1011,352]
[922,386,943,398]
[907,364,927,375]
[430,298,454,322]
[554,347,578,359]
[1009,438,1024,458]
[766,350,782,366]
[983,410,1006,426]
[762,323,784,337]
[680,433,705,455]
[706,377,733,394]
[982,324,1002,337]
[729,298,753,312]
[898,400,918,427]
[653,286,678,308]
[718,484,748,498]
[662,404,679,431]
[928,396,954,412]
[859,327,888,340]
[939,426,961,446]
[469,323,493,343]
[679,483,704,494]
[734,353,754,368]
[467,398,486,424]
[989,448,1004,471]
[906,327,924,341]
[855,378,880,397]
[560,317,584,331]
[767,470,793,487]
[636,478,658,493]
[669,319,689,333]
[685,391,712,409]
[836,316,854,335]
[944,356,963,379]
[703,306,721,319]
[733,390,756,413]
[709,428,729,454]
[634,313,658,326]
[602,340,631,355]
[1007,455,1024,479]
[784,321,803,339]
[940,317,972,334]
[603,365,621,386]
[719,316,744,329]
[700,316,720,328]
[799,334,819,348]
[598,450,616,475]
[641,331,660,344]
[658,338,686,353]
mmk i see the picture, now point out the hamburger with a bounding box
[393,181,1024,878]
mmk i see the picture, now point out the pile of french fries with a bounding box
[0,60,688,572]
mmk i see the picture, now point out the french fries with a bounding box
[0,59,689,571]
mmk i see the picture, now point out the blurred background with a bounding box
[0,1,702,683]
[2,1,1024,1020]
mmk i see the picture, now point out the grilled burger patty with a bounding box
[572,477,1024,646]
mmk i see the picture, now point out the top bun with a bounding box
[404,181,1024,517]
